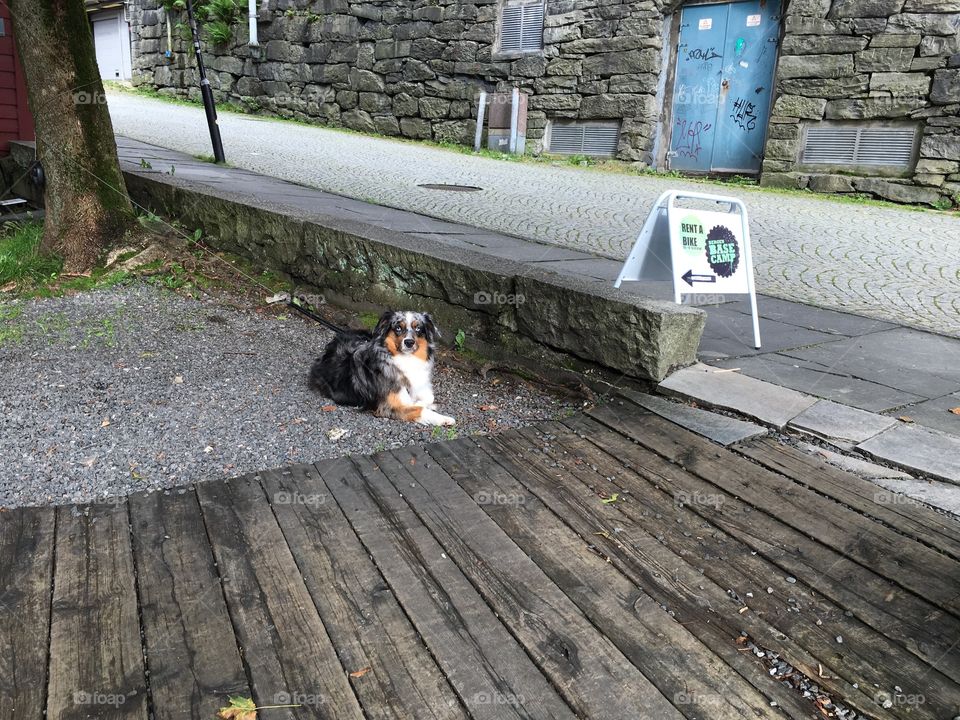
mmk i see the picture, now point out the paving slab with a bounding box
[857,424,960,485]
[709,355,925,413]
[618,389,767,446]
[789,400,897,444]
[781,328,960,400]
[883,393,960,437]
[797,442,911,481]
[699,308,843,359]
[723,296,898,337]
[658,363,817,429]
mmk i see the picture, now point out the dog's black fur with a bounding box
[309,310,438,410]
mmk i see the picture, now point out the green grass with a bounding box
[0,223,61,287]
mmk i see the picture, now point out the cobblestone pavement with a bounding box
[108,91,960,337]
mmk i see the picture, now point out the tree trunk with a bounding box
[10,0,135,272]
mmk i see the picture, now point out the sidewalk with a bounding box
[106,90,960,338]
[55,135,958,490]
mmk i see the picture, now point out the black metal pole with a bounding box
[185,0,226,163]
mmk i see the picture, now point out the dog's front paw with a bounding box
[417,408,456,426]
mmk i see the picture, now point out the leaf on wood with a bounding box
[349,666,372,678]
[218,696,257,720]
[321,404,337,412]
[100,418,111,427]
[601,493,620,504]
[950,407,960,415]
[898,416,914,423]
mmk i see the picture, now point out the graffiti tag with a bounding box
[674,119,713,160]
[687,46,722,62]
[729,97,757,132]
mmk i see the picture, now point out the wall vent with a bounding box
[801,124,917,168]
[499,1,544,53]
[549,121,620,157]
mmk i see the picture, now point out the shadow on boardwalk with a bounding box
[2,396,959,719]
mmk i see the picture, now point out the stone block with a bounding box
[903,0,960,9]
[780,76,870,98]
[869,33,922,47]
[512,55,547,77]
[579,93,655,118]
[528,93,581,111]
[781,35,868,54]
[336,90,358,109]
[359,92,392,112]
[920,34,960,56]
[772,95,827,119]
[856,46,916,72]
[544,25,581,44]
[581,49,659,77]
[777,53,855,79]
[914,173,946,186]
[760,172,810,189]
[869,71,931,95]
[403,58,436,81]
[419,96,451,118]
[432,120,474,144]
[920,133,960,160]
[887,13,960,35]
[399,117,432,138]
[915,157,960,173]
[808,174,856,192]
[855,178,941,204]
[931,69,960,105]
[786,0,832,15]
[341,108,377,133]
[830,0,905,17]
[824,96,925,118]
[784,16,848,33]
[764,138,800,160]
[546,58,582,76]
[392,92,419,116]
[373,115,401,136]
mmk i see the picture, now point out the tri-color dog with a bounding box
[309,310,456,426]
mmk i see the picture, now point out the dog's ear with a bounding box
[422,313,440,341]
[373,310,395,339]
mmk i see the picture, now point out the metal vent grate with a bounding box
[549,121,620,156]
[500,1,544,52]
[801,125,917,167]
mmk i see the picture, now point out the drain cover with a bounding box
[417,183,482,192]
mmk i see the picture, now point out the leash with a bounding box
[286,290,348,335]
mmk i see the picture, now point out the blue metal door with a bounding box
[669,0,781,174]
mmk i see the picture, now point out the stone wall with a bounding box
[128,0,960,205]
[762,0,960,205]
[129,0,666,163]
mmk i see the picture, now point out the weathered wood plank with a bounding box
[0,507,54,720]
[261,465,467,720]
[574,410,960,684]
[589,403,960,616]
[515,421,960,719]
[735,437,960,558]
[370,447,684,720]
[475,427,873,720]
[197,473,364,720]
[47,502,148,720]
[426,438,783,720]
[128,489,250,720]
[315,455,576,720]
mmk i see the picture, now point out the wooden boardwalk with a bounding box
[2,396,959,720]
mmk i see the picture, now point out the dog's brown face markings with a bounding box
[382,315,431,359]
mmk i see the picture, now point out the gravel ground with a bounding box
[0,283,577,508]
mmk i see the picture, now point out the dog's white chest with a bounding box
[391,354,434,401]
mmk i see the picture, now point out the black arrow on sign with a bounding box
[682,269,717,286]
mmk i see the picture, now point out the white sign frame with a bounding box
[615,189,761,349]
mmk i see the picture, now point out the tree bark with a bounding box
[10,0,135,271]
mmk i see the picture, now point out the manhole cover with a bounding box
[417,183,483,192]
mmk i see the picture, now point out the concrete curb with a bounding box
[9,140,705,382]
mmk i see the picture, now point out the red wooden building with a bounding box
[0,5,34,155]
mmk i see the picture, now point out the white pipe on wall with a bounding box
[474,91,487,152]
[508,87,519,154]
[248,0,259,46]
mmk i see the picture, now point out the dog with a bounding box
[309,310,456,426]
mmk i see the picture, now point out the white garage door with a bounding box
[92,11,132,80]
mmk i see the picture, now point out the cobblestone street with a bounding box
[108,91,960,337]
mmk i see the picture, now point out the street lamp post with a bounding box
[184,0,226,163]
